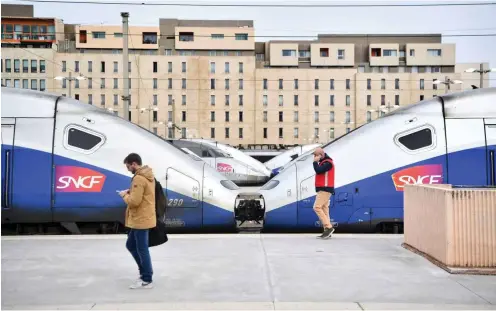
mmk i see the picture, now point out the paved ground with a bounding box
[2,234,496,310]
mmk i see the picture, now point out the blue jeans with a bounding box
[126,229,153,283]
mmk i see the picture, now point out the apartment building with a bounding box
[1,4,490,147]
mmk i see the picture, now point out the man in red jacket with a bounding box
[312,147,335,239]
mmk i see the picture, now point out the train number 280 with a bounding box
[168,199,184,207]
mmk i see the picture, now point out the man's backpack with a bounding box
[154,178,167,221]
[149,178,168,247]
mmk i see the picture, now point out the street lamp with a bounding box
[54,72,86,98]
[464,64,496,88]
[433,76,463,94]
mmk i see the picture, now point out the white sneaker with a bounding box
[129,279,153,289]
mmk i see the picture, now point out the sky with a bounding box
[5,0,496,86]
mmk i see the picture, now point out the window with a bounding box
[279,79,283,90]
[279,95,283,106]
[181,128,187,139]
[279,128,283,139]
[294,128,299,138]
[31,79,37,90]
[346,79,350,90]
[182,95,186,105]
[225,128,229,139]
[101,78,105,89]
[314,112,319,122]
[153,78,158,89]
[225,95,230,106]
[101,61,105,73]
[142,32,157,44]
[114,61,118,73]
[179,32,194,41]
[23,79,28,89]
[320,48,329,57]
[31,60,37,73]
[314,128,319,139]
[263,79,268,90]
[40,79,46,91]
[315,79,319,90]
[14,79,20,88]
[282,50,296,57]
[88,61,92,72]
[294,95,299,106]
[211,78,215,90]
[182,79,187,89]
[329,111,334,122]
[22,60,28,73]
[239,95,243,106]
[433,79,438,90]
[367,79,371,90]
[211,95,215,106]
[101,94,105,105]
[346,95,350,106]
[225,111,230,122]
[279,111,283,122]
[168,78,173,89]
[75,80,80,89]
[367,95,371,106]
[383,49,397,56]
[337,49,345,59]
[420,79,424,90]
[239,111,243,122]
[239,62,243,73]
[395,95,400,106]
[410,49,415,57]
[225,79,230,90]
[345,111,351,123]
[235,33,248,40]
[367,111,372,122]
[113,78,118,89]
[329,128,335,139]
[225,62,230,73]
[211,111,215,122]
[153,61,158,73]
[210,62,215,74]
[427,49,441,57]
[88,94,93,105]
[294,111,299,122]
[181,62,186,73]
[381,95,385,105]
[263,128,268,139]
[395,126,435,152]
[263,95,268,106]
[381,79,385,90]
[239,128,243,139]
[330,95,335,106]
[182,111,187,122]
[211,34,224,40]
[420,95,425,101]
[395,79,400,90]
[330,79,334,90]
[263,111,268,122]
[92,32,106,39]
[294,79,299,89]
[64,126,105,153]
[114,94,119,105]
[315,95,319,106]
[153,94,158,105]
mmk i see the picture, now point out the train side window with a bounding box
[63,125,105,154]
[394,125,436,154]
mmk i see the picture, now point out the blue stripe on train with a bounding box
[2,145,234,228]
[264,145,491,229]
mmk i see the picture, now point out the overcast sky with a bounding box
[6,0,496,86]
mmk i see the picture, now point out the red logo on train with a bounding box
[391,164,443,192]
[55,166,107,192]
[217,163,233,173]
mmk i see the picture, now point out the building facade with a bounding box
[1,4,490,147]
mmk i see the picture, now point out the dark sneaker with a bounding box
[320,227,335,239]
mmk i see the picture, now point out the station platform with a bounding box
[2,234,496,310]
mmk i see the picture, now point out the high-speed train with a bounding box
[188,138,273,179]
[1,87,250,234]
[165,139,269,186]
[257,87,496,233]
[264,143,321,175]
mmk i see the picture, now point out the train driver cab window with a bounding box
[64,125,105,154]
[394,125,435,154]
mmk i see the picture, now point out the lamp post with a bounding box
[433,76,463,94]
[54,72,86,98]
[465,64,496,88]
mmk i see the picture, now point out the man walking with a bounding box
[120,153,156,289]
[312,147,335,239]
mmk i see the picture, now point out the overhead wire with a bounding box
[8,0,496,7]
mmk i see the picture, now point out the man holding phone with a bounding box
[312,147,335,239]
[119,153,156,289]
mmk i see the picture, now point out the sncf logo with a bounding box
[55,166,106,192]
[217,163,233,173]
[391,164,443,192]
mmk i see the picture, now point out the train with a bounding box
[264,143,321,175]
[258,87,496,233]
[165,139,270,186]
[2,87,495,234]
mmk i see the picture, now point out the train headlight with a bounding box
[220,180,240,190]
[260,180,280,190]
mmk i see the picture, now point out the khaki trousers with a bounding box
[313,191,332,229]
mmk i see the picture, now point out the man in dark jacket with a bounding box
[312,147,335,239]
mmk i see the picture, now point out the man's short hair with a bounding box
[124,153,142,166]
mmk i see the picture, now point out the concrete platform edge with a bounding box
[2,302,496,310]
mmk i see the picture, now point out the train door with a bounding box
[165,167,202,229]
[1,121,15,215]
[485,119,496,186]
